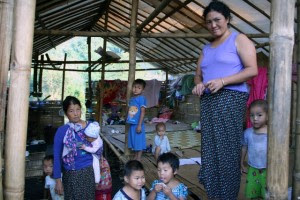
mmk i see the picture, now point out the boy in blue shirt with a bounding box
[126,79,147,161]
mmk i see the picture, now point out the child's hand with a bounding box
[79,144,86,149]
[136,125,142,133]
[154,183,163,192]
[241,164,247,174]
[162,185,172,196]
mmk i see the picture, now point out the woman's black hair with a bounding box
[124,160,144,177]
[133,79,146,89]
[157,152,179,172]
[62,96,81,112]
[203,0,232,22]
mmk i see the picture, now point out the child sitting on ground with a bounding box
[43,155,64,200]
[148,152,188,200]
[80,121,103,185]
[152,122,171,160]
[113,160,146,200]
[241,99,268,199]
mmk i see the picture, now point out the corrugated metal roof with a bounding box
[33,0,276,74]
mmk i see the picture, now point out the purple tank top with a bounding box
[200,32,248,93]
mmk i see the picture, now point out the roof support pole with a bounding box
[125,0,139,156]
[61,53,67,102]
[98,10,109,128]
[4,0,36,199]
[0,0,14,199]
[292,0,300,198]
[267,0,295,199]
[136,0,172,33]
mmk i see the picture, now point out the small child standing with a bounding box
[241,99,268,199]
[80,121,103,184]
[43,155,64,200]
[113,160,146,200]
[148,152,188,200]
[152,122,171,160]
[126,79,147,161]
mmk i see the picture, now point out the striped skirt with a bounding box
[198,89,248,200]
[63,166,95,200]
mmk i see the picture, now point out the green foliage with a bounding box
[30,37,166,111]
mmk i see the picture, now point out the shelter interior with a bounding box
[1,0,299,199]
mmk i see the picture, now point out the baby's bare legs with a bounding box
[154,146,161,161]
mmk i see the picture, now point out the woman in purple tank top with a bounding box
[192,1,258,199]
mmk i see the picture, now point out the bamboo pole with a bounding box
[136,0,172,33]
[87,37,92,102]
[0,0,14,199]
[4,0,36,199]
[267,0,295,199]
[165,70,169,105]
[292,0,300,198]
[125,0,139,156]
[100,133,127,164]
[98,10,109,128]
[34,29,270,38]
[32,57,197,65]
[61,53,67,102]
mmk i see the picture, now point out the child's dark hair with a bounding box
[249,99,268,113]
[133,79,146,89]
[124,160,144,177]
[43,155,54,163]
[157,152,179,172]
[62,96,81,112]
[156,122,166,131]
[203,0,232,22]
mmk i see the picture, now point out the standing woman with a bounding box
[53,96,95,199]
[192,1,258,199]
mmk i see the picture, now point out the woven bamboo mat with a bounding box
[146,130,201,149]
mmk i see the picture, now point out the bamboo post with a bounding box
[0,0,14,199]
[125,0,139,156]
[61,53,67,102]
[98,10,109,127]
[293,0,300,198]
[165,70,168,105]
[4,0,36,199]
[87,37,92,102]
[267,0,295,199]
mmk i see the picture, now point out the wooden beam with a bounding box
[32,57,197,65]
[145,0,193,33]
[87,37,92,101]
[125,0,139,156]
[136,0,172,33]
[99,9,109,130]
[0,0,14,199]
[45,53,57,69]
[34,29,270,38]
[61,53,67,102]
[267,0,295,199]
[34,66,164,72]
[4,0,36,199]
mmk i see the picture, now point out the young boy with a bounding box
[43,155,64,200]
[241,99,268,199]
[126,79,147,161]
[113,160,146,200]
[148,152,188,200]
[152,122,171,161]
